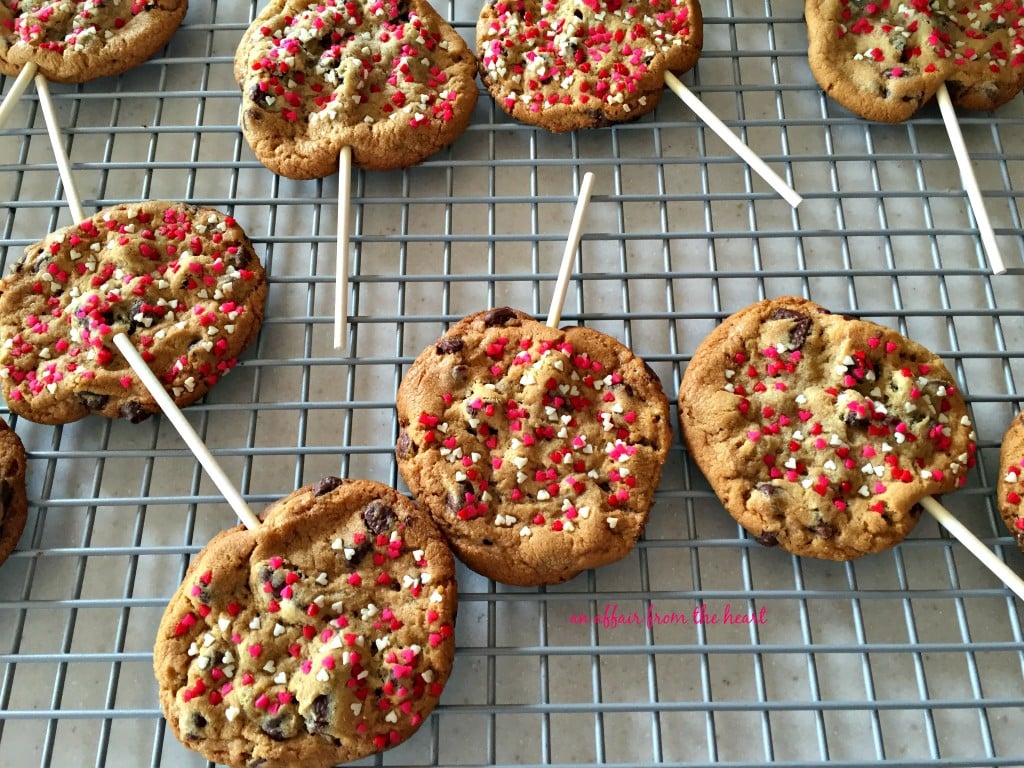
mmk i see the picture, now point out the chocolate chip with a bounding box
[436,337,464,355]
[77,391,109,411]
[482,538,494,546]
[248,83,272,108]
[192,713,207,729]
[769,308,812,350]
[483,307,517,327]
[450,364,469,383]
[445,491,462,515]
[362,500,397,535]
[756,483,779,496]
[396,430,413,459]
[756,531,778,547]
[304,694,331,735]
[843,411,868,428]
[261,716,289,741]
[345,540,372,566]
[815,524,836,538]
[119,401,149,423]
[312,476,344,497]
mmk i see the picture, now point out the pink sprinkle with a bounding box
[248,643,262,658]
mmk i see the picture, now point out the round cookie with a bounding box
[0,201,266,425]
[477,0,703,132]
[233,0,478,178]
[0,416,28,569]
[396,307,673,586]
[806,1,1024,123]
[0,0,188,84]
[679,296,977,561]
[154,477,457,768]
[997,410,1024,551]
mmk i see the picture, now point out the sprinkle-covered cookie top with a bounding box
[833,0,1024,74]
[397,308,672,586]
[155,478,457,768]
[0,202,266,424]
[0,0,187,83]
[234,0,478,176]
[477,0,702,130]
[679,297,977,560]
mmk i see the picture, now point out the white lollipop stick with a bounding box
[920,496,1024,601]
[547,172,596,328]
[663,71,803,209]
[936,83,1005,275]
[334,145,353,350]
[113,334,261,531]
[0,62,38,130]
[34,74,85,223]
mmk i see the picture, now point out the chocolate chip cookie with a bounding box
[679,296,977,560]
[997,410,1024,551]
[806,1,1024,122]
[0,416,28,569]
[154,477,457,768]
[478,0,702,131]
[234,0,478,178]
[396,307,673,586]
[0,0,188,84]
[0,201,266,424]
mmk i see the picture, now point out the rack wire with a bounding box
[1,0,1023,766]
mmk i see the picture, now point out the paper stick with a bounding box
[34,74,85,223]
[547,172,596,328]
[334,145,353,350]
[0,62,38,130]
[663,71,803,209]
[920,496,1024,601]
[113,334,261,531]
[936,83,1005,275]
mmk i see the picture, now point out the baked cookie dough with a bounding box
[0,0,188,84]
[679,296,977,560]
[477,0,703,131]
[0,201,266,424]
[234,0,478,178]
[0,416,28,569]
[806,0,1024,122]
[154,477,457,768]
[396,307,673,586]
[997,410,1024,551]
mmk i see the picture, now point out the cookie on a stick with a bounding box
[234,0,479,347]
[154,477,457,768]
[477,0,802,206]
[805,0,1024,273]
[396,176,674,586]
[0,201,266,424]
[679,297,1024,600]
[0,0,188,127]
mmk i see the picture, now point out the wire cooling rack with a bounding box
[2,1,1024,766]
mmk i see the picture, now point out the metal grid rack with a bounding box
[2,0,1024,765]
